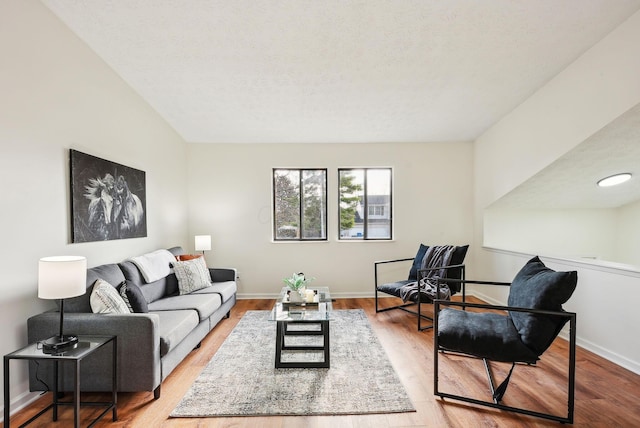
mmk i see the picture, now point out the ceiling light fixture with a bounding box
[597,173,632,187]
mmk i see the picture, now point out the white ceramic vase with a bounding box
[289,288,305,302]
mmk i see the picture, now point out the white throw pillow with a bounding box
[173,257,212,295]
[90,278,131,314]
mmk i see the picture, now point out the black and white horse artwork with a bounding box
[71,150,147,242]
[113,175,144,235]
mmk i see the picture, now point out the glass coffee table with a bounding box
[269,287,332,368]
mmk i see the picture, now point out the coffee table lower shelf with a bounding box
[275,320,330,369]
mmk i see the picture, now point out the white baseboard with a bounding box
[0,390,42,424]
[575,337,640,375]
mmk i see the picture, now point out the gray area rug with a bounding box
[170,309,415,417]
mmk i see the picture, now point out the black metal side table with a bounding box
[4,335,117,428]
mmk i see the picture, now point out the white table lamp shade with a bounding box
[195,235,211,252]
[38,256,87,299]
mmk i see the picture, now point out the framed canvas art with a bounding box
[70,149,147,243]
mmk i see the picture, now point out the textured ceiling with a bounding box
[491,103,640,210]
[42,0,640,143]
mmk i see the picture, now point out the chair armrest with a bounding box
[419,264,468,298]
[418,263,466,275]
[374,257,413,287]
[374,257,414,266]
[434,299,576,319]
[209,267,237,282]
[434,277,511,287]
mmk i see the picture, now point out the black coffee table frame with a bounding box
[275,319,330,368]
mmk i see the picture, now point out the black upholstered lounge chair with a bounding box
[433,256,577,424]
[374,244,468,331]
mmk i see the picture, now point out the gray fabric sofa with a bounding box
[27,246,236,399]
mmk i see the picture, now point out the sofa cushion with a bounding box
[119,281,149,313]
[147,293,222,321]
[192,281,237,303]
[167,246,186,258]
[127,249,176,283]
[153,310,200,357]
[120,260,178,303]
[65,263,125,313]
[508,256,577,355]
[172,257,212,294]
[90,279,131,314]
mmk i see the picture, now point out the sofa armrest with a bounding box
[209,267,237,283]
[28,312,161,392]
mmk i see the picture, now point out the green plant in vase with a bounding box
[283,272,314,301]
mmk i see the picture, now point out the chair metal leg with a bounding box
[374,262,382,313]
[375,285,434,330]
[483,359,516,403]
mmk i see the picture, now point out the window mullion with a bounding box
[299,171,304,239]
[363,170,368,239]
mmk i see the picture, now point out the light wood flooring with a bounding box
[8,297,640,427]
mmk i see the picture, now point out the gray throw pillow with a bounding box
[172,257,212,294]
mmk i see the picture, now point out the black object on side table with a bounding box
[4,335,117,428]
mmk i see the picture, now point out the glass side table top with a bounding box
[269,287,332,321]
[5,335,115,360]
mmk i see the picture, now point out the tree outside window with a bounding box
[273,169,327,241]
[339,168,392,240]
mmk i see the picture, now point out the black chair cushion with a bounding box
[377,280,414,298]
[408,244,429,280]
[508,256,577,356]
[408,244,469,293]
[438,308,539,363]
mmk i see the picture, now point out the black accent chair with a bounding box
[375,244,469,331]
[434,256,577,424]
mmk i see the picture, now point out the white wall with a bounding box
[0,0,189,416]
[186,142,473,297]
[484,202,640,267]
[615,199,640,265]
[474,10,640,373]
[484,208,618,261]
